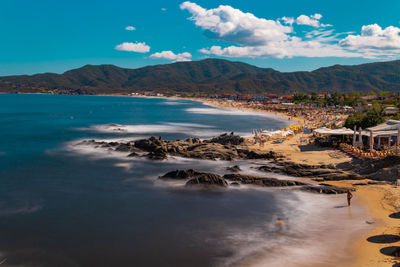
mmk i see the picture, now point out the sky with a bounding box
[1,0,400,76]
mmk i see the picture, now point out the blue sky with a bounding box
[1,0,399,75]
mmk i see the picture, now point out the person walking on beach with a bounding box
[347,190,353,206]
[275,217,284,231]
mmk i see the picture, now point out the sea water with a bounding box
[0,94,371,266]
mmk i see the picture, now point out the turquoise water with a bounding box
[0,94,304,266]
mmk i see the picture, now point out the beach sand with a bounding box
[248,136,400,266]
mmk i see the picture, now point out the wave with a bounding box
[186,107,287,120]
[221,191,372,267]
[161,101,185,105]
[0,199,42,217]
[80,123,225,138]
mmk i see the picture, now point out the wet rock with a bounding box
[186,173,228,187]
[115,143,133,152]
[79,133,281,161]
[160,169,204,179]
[226,165,241,172]
[258,162,364,181]
[301,185,355,194]
[223,174,306,187]
[209,133,244,145]
[128,152,139,157]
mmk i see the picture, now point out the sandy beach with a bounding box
[194,97,400,266]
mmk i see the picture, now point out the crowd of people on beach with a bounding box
[205,100,349,128]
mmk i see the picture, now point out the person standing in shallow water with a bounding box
[347,190,353,206]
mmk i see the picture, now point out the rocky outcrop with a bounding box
[158,169,352,194]
[226,165,241,172]
[160,169,203,179]
[186,173,229,187]
[338,156,400,182]
[258,162,364,181]
[79,134,281,161]
[223,174,306,187]
[302,184,355,194]
[209,133,244,145]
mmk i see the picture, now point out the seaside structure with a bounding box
[366,120,400,151]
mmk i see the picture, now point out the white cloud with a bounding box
[200,40,359,59]
[181,2,399,60]
[340,24,400,50]
[311,13,322,20]
[295,14,330,28]
[282,13,331,28]
[115,42,150,53]
[150,51,192,62]
[180,1,291,46]
[339,24,400,59]
[281,16,295,26]
[125,26,136,31]
[161,7,167,11]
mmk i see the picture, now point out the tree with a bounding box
[344,106,384,129]
[361,108,384,128]
[344,112,364,129]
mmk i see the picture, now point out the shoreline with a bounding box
[3,92,399,266]
[181,96,400,266]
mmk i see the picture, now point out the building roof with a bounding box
[367,120,400,132]
[314,127,354,135]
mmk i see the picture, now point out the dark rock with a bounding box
[258,162,364,181]
[115,143,133,152]
[301,185,355,194]
[209,133,244,146]
[128,152,139,157]
[227,165,241,172]
[223,174,306,187]
[186,173,228,187]
[321,173,364,181]
[160,169,203,179]
[79,133,281,161]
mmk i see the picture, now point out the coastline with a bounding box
[195,96,399,266]
[183,96,400,266]
[2,93,399,266]
[104,94,400,265]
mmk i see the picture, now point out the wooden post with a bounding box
[370,131,374,152]
[359,127,363,148]
[353,125,356,146]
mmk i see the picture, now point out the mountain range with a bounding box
[1,59,400,95]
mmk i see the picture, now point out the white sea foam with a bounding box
[166,122,214,128]
[82,123,225,137]
[162,101,184,105]
[220,191,373,267]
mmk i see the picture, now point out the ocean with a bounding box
[0,94,371,267]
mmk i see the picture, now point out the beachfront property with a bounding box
[312,120,400,159]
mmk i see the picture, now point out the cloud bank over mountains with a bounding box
[115,1,400,62]
[150,51,192,62]
[180,1,400,60]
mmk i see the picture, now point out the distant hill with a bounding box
[1,59,400,95]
